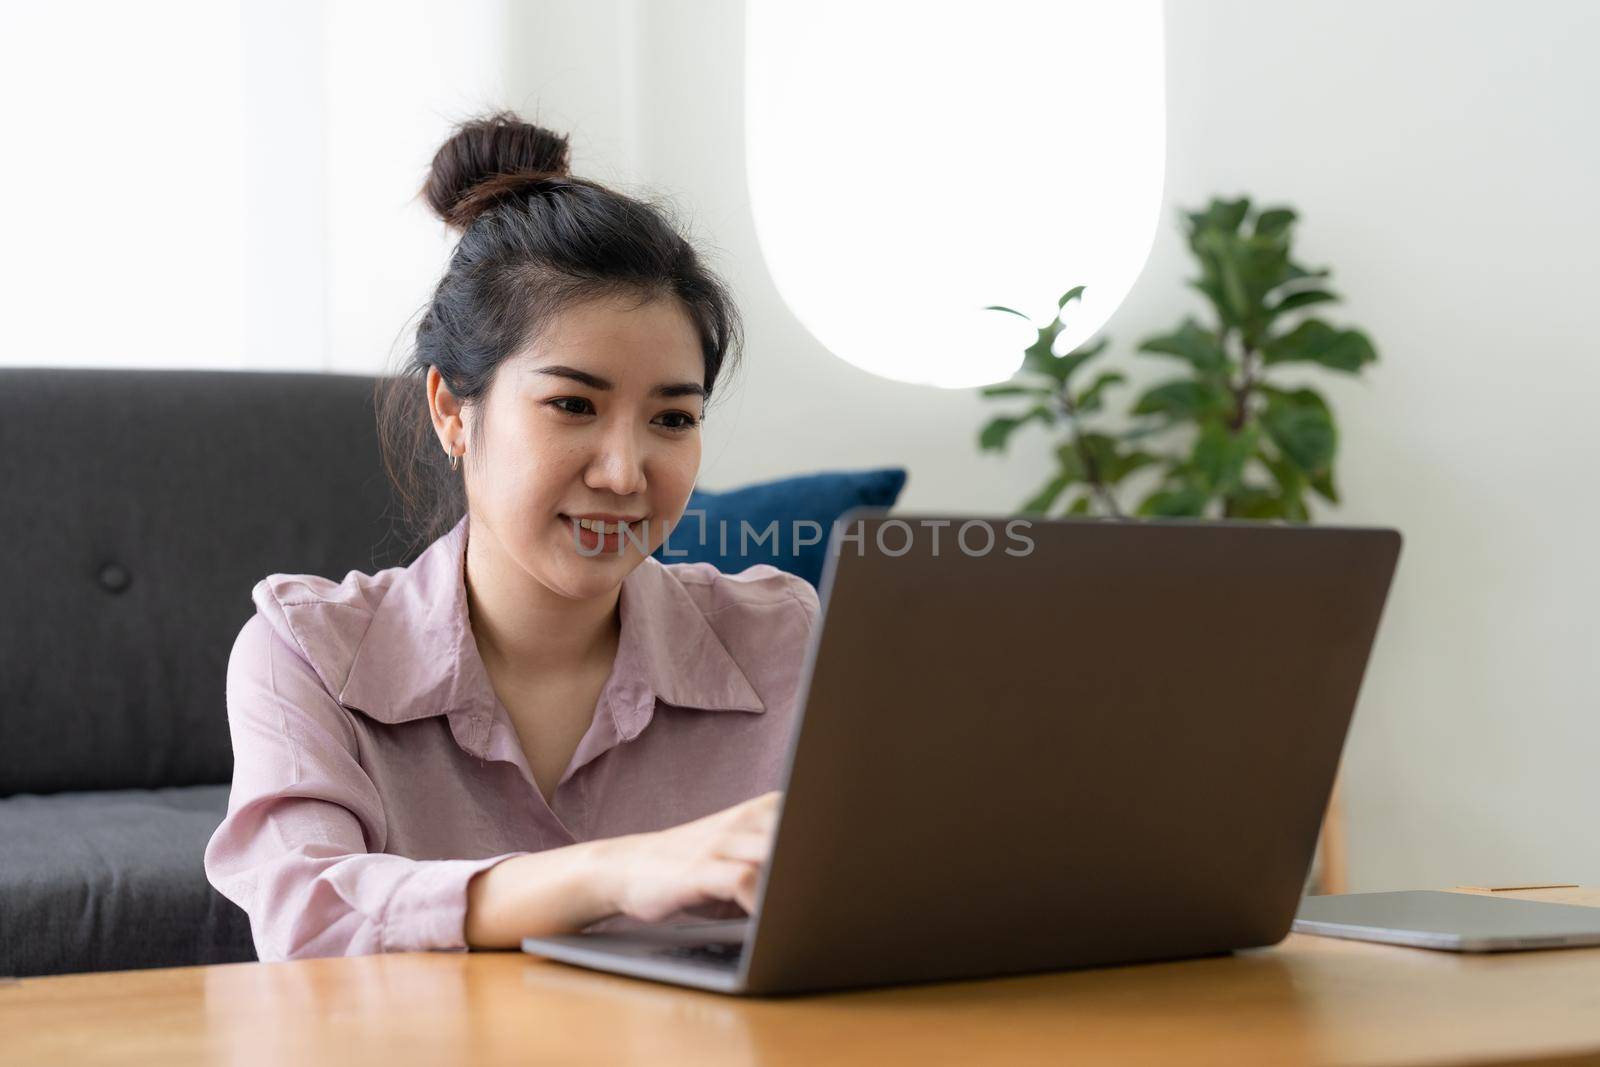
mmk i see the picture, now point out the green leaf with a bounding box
[1256,449,1311,523]
[1066,495,1093,515]
[1187,198,1251,237]
[1267,289,1339,318]
[1260,389,1337,475]
[1191,421,1260,495]
[1137,318,1229,375]
[1020,320,1062,370]
[1189,278,1228,319]
[1075,433,1159,487]
[1227,486,1290,520]
[1020,322,1109,386]
[1110,450,1160,485]
[1136,484,1211,518]
[1284,262,1331,284]
[978,404,1055,452]
[1020,329,1066,382]
[1309,466,1340,504]
[1019,472,1073,516]
[979,416,1020,452]
[1183,200,1264,332]
[1258,442,1301,491]
[1057,285,1087,311]
[1132,379,1231,421]
[1052,442,1088,483]
[1119,421,1171,444]
[1254,207,1297,238]
[1259,383,1332,415]
[984,305,1034,322]
[979,382,1050,399]
[1197,229,1253,328]
[1055,337,1111,386]
[1262,319,1377,373]
[1075,370,1126,413]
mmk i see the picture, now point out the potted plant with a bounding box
[978,197,1378,522]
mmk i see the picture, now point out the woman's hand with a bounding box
[597,790,784,924]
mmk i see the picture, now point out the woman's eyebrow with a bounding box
[534,364,705,399]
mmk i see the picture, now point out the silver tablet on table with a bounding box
[1294,891,1600,951]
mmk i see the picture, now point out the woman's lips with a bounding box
[558,514,645,552]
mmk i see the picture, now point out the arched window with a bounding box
[746,1,1166,388]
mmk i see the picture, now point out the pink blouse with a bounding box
[204,512,818,961]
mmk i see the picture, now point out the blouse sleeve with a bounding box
[203,612,527,961]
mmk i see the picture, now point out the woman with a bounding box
[204,111,818,961]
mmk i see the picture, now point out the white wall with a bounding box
[1144,0,1600,891]
[509,0,1599,890]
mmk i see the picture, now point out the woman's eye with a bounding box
[656,411,700,431]
[553,396,598,415]
[547,398,698,430]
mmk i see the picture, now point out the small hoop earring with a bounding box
[449,450,460,472]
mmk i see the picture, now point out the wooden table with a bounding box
[6,887,1600,1066]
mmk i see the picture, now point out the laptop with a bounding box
[522,508,1404,995]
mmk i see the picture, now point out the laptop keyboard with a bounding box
[657,941,745,967]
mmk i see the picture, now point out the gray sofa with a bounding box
[0,368,414,977]
[0,367,906,977]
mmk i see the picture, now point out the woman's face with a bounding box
[449,294,706,601]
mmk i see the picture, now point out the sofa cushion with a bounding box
[0,368,413,795]
[652,467,909,587]
[0,785,256,977]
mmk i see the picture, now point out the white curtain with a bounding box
[0,0,509,371]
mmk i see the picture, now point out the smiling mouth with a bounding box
[559,515,648,537]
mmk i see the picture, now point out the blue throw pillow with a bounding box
[651,467,908,587]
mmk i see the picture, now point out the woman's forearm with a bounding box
[464,837,626,948]
[464,791,780,947]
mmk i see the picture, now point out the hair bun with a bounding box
[423,111,573,230]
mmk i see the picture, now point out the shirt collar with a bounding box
[337,513,765,732]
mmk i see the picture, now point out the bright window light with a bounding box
[0,0,244,367]
[745,1,1166,389]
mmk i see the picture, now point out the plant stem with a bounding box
[1058,388,1124,518]
[1231,344,1258,433]
[1222,327,1259,520]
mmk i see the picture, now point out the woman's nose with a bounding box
[585,422,648,497]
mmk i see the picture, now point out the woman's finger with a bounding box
[712,830,772,865]
[702,859,761,912]
[733,793,782,831]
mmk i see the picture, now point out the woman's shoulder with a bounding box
[235,564,403,702]
[643,559,818,713]
[652,559,819,629]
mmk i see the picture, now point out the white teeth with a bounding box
[574,517,640,534]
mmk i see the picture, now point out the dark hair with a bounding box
[374,110,744,554]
